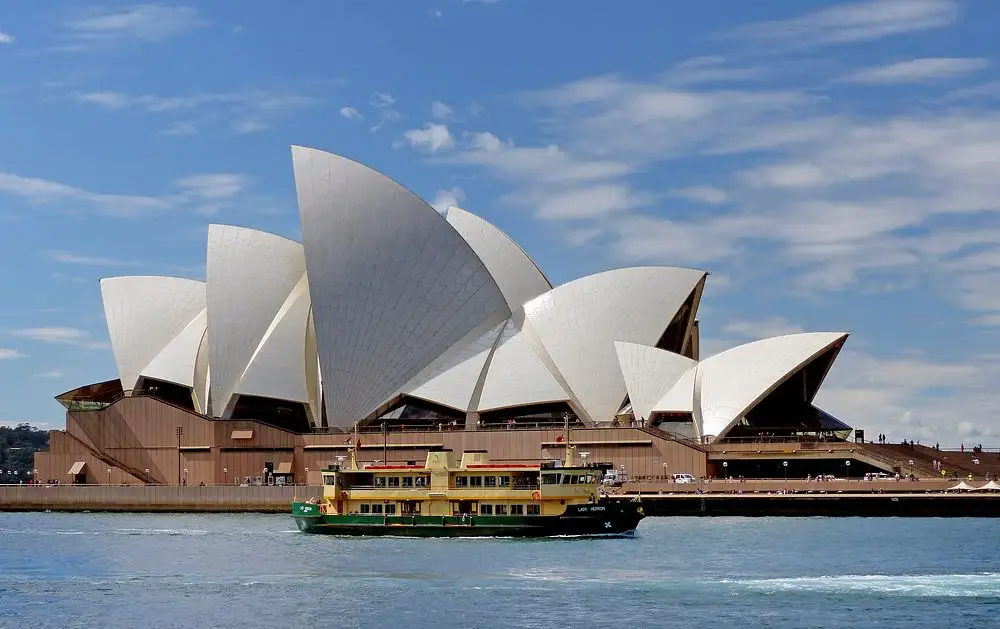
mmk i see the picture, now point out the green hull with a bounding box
[291,501,644,538]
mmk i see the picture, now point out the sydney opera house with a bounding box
[35,146,888,487]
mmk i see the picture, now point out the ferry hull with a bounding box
[291,501,644,538]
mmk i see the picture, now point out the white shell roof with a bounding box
[651,365,697,415]
[614,341,696,426]
[445,207,552,311]
[696,332,848,439]
[101,276,206,391]
[293,146,511,427]
[236,273,312,406]
[475,318,571,412]
[141,308,207,389]
[523,267,706,425]
[206,224,306,416]
[400,316,508,412]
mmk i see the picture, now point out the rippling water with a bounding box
[0,513,996,628]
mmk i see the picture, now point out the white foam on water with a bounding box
[720,573,1000,598]
[114,528,208,536]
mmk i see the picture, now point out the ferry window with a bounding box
[498,475,510,487]
[510,504,524,515]
[375,476,386,488]
[371,504,383,514]
[360,504,371,514]
[470,476,483,487]
[481,504,493,515]
[526,504,540,515]
[323,475,336,486]
[495,504,507,515]
[562,475,572,484]
[384,504,397,515]
[402,476,414,488]
[542,474,560,485]
[388,476,400,488]
[484,476,497,487]
[455,476,468,487]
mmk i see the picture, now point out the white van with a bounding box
[671,473,696,484]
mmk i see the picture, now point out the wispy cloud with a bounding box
[73,88,326,134]
[0,170,250,218]
[842,57,988,84]
[0,349,26,360]
[722,317,807,340]
[47,251,139,266]
[34,369,64,379]
[431,101,453,119]
[369,92,401,132]
[671,186,728,205]
[430,188,465,213]
[403,123,454,152]
[727,0,958,48]
[340,106,363,121]
[9,327,108,350]
[62,4,207,48]
[0,31,14,45]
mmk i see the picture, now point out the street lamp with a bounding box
[723,461,729,480]
[175,426,184,485]
[662,461,668,481]
[908,459,914,478]
[845,460,851,480]
[782,460,788,481]
[107,468,112,485]
[183,468,188,485]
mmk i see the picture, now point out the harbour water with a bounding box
[0,513,996,628]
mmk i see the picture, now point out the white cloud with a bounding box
[34,369,64,379]
[403,123,454,152]
[727,0,958,47]
[722,317,806,340]
[0,31,14,44]
[47,251,137,266]
[843,57,988,84]
[74,88,324,134]
[671,186,728,204]
[62,4,208,46]
[533,184,651,220]
[0,349,25,359]
[431,101,453,119]
[370,92,401,132]
[430,188,465,213]
[0,170,251,218]
[340,106,363,120]
[9,327,108,350]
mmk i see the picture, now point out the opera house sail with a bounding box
[39,145,858,487]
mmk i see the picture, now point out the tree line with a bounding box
[0,424,49,481]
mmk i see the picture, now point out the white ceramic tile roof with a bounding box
[141,308,208,389]
[696,332,848,439]
[445,207,552,311]
[475,318,571,412]
[614,341,696,426]
[293,146,511,427]
[236,273,312,406]
[206,224,306,416]
[651,365,697,415]
[400,316,508,412]
[100,276,206,391]
[523,267,706,425]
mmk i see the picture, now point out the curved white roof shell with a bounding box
[696,332,848,439]
[206,224,306,416]
[101,276,206,392]
[140,308,207,389]
[445,207,552,311]
[475,318,571,412]
[523,267,706,425]
[293,146,511,427]
[236,273,313,409]
[614,341,696,425]
[651,365,697,415]
[400,316,508,412]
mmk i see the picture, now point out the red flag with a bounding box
[556,434,565,443]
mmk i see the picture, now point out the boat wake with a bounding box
[720,573,1000,598]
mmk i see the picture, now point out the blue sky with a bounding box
[2,0,999,444]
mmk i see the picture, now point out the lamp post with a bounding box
[662,461,668,482]
[175,426,184,485]
[723,461,729,480]
[908,459,914,478]
[107,468,112,485]
[782,460,788,482]
[845,460,851,480]
[223,467,228,485]
[183,468,188,485]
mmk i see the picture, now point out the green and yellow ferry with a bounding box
[291,442,643,537]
